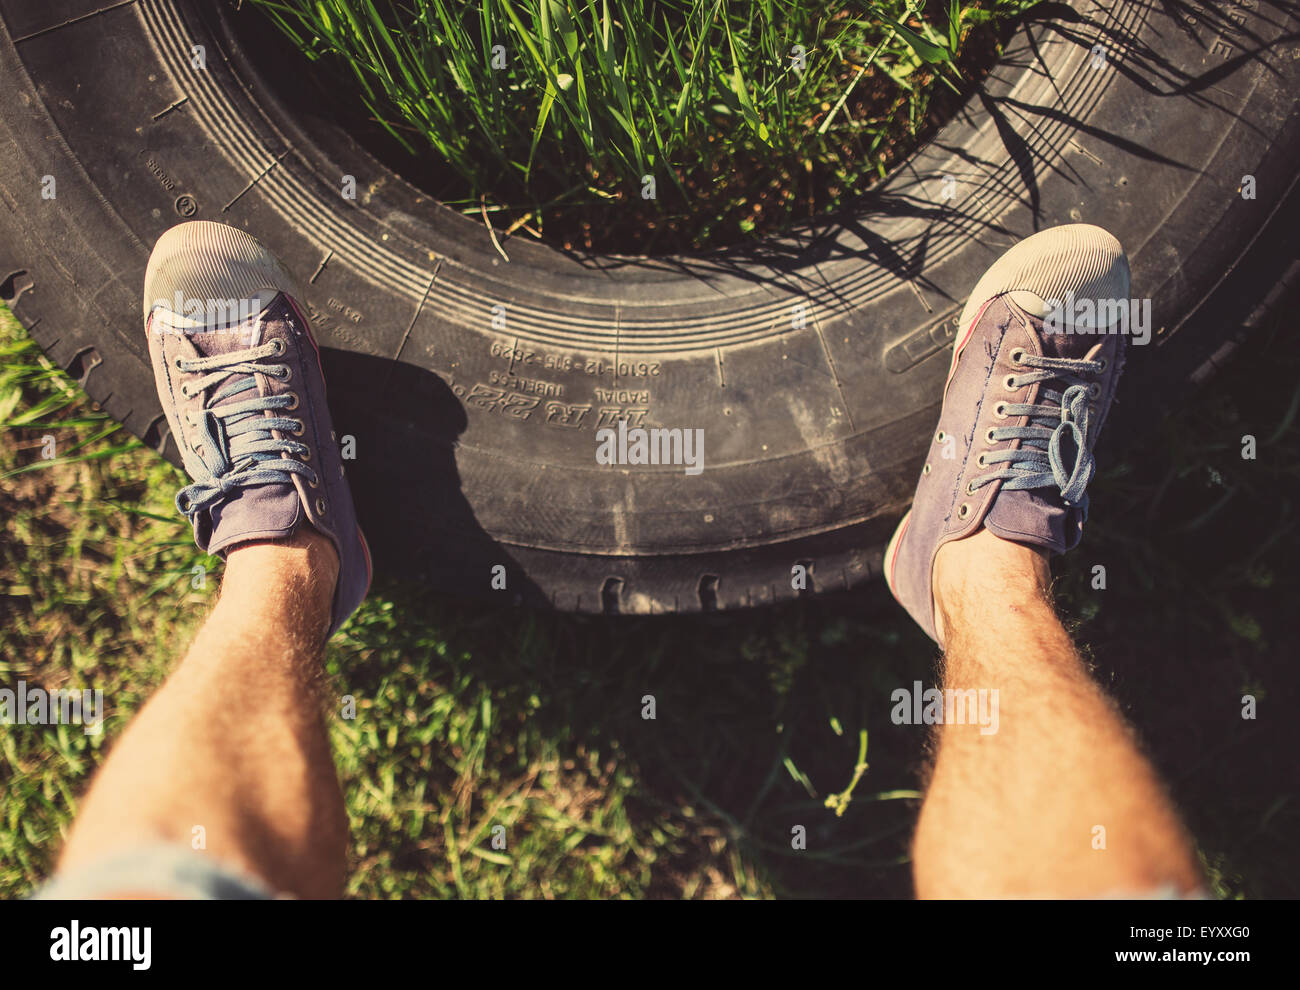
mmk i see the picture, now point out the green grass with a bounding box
[1,299,1296,898]
[244,0,1038,249]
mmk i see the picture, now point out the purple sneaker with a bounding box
[884,224,1130,646]
[143,221,371,638]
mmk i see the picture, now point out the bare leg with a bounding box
[911,530,1204,898]
[56,530,347,899]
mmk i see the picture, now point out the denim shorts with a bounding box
[34,844,275,900]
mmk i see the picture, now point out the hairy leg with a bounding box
[57,530,347,899]
[912,529,1203,898]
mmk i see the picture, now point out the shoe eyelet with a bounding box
[935,430,946,444]
[1004,375,1018,391]
[277,366,293,383]
[993,402,1008,419]
[966,481,978,495]
[976,453,988,468]
[315,497,327,515]
[1088,383,1101,399]
[179,384,191,398]
[173,355,185,370]
[986,427,998,444]
[300,447,312,462]
[1096,357,1108,372]
[1009,348,1025,365]
[308,476,320,489]
[283,392,300,410]
[957,503,971,519]
[922,463,931,475]
[291,421,305,436]
[270,338,285,355]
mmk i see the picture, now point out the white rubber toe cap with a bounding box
[958,224,1131,335]
[142,220,302,331]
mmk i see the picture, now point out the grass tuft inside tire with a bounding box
[245,0,1038,252]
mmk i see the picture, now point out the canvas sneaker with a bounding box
[884,224,1131,645]
[143,220,370,638]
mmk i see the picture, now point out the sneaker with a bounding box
[142,220,370,638]
[884,224,1130,645]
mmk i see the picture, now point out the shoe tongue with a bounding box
[1019,306,1110,362]
[180,313,301,554]
[181,313,277,474]
[188,317,266,410]
[982,310,1096,554]
[983,488,1081,554]
[199,481,303,556]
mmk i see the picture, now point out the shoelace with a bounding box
[173,339,317,519]
[968,352,1106,509]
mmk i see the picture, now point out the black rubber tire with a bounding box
[1,1,1298,613]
